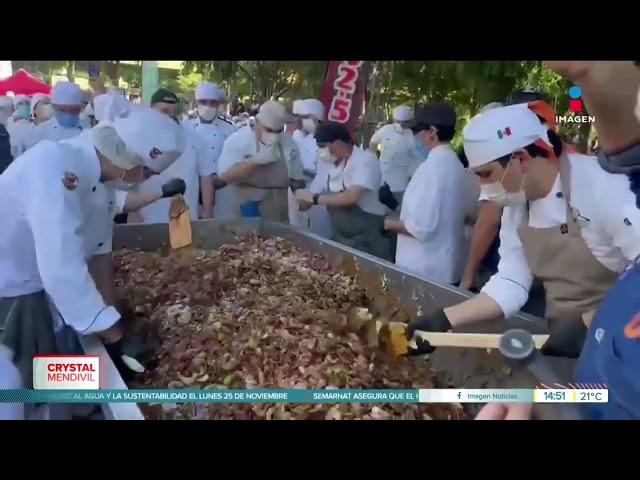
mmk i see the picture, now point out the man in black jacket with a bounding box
[0,123,12,174]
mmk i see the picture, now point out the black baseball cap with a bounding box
[150,88,178,106]
[315,122,352,146]
[412,102,456,132]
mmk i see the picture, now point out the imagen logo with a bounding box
[568,86,583,113]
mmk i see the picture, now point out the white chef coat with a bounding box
[310,146,386,216]
[183,116,235,174]
[137,129,215,224]
[292,129,306,145]
[395,144,467,284]
[370,123,417,193]
[24,116,85,151]
[0,346,24,420]
[0,139,120,335]
[482,153,640,317]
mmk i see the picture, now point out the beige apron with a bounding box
[517,154,619,322]
[228,139,290,222]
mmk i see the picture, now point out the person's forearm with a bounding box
[122,191,162,213]
[317,190,361,208]
[200,175,214,217]
[219,160,261,184]
[443,292,504,328]
[462,205,501,280]
[384,218,411,236]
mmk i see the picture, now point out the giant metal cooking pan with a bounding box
[88,219,571,420]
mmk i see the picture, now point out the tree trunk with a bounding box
[102,61,120,86]
[65,61,75,82]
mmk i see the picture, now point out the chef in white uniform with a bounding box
[25,81,85,150]
[31,93,54,126]
[369,106,417,206]
[183,81,235,218]
[218,101,303,221]
[291,99,333,238]
[384,102,468,284]
[291,99,305,144]
[0,107,187,391]
[135,88,215,223]
[405,103,640,352]
[8,94,31,158]
[295,122,391,260]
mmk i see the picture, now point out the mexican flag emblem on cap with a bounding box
[497,127,511,139]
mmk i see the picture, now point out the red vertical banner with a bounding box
[320,61,370,138]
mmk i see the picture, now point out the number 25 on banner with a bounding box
[328,61,364,123]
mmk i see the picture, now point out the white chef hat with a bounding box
[257,100,287,131]
[298,99,325,121]
[463,104,551,169]
[30,93,50,115]
[292,99,304,115]
[393,106,413,122]
[480,102,504,113]
[91,107,186,172]
[195,81,221,101]
[13,94,29,107]
[0,96,14,109]
[93,93,130,123]
[51,81,82,105]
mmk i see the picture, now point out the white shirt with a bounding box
[138,129,215,224]
[0,346,23,420]
[24,116,85,150]
[482,153,640,318]
[218,127,304,180]
[310,146,386,216]
[183,116,235,174]
[0,139,120,335]
[7,119,32,158]
[395,144,468,284]
[370,123,417,192]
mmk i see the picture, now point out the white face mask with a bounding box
[302,118,316,134]
[319,147,337,163]
[480,164,527,207]
[197,105,217,121]
[261,132,280,146]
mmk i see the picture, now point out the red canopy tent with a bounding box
[0,69,51,96]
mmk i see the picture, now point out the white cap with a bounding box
[195,81,221,101]
[463,104,551,169]
[292,99,304,115]
[13,94,29,107]
[91,107,186,172]
[299,99,324,121]
[93,93,130,123]
[0,96,14,108]
[480,102,504,113]
[51,81,82,105]
[393,106,413,122]
[257,101,287,131]
[30,93,49,115]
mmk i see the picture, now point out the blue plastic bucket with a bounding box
[241,201,260,217]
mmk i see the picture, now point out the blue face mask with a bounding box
[16,104,31,119]
[414,135,430,158]
[56,112,80,128]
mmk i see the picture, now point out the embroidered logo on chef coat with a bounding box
[62,172,79,190]
[570,207,590,228]
[624,312,640,339]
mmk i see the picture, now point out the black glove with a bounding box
[105,335,154,378]
[161,178,186,198]
[405,309,452,355]
[289,178,306,193]
[378,183,399,211]
[540,315,588,359]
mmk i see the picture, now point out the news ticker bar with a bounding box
[0,389,608,404]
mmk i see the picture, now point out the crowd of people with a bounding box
[0,60,638,420]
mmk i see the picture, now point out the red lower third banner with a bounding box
[320,61,370,138]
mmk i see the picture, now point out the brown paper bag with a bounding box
[169,195,192,249]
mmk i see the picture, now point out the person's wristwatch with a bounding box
[313,194,320,205]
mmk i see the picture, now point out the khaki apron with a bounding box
[325,175,392,262]
[228,139,290,222]
[517,154,619,322]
